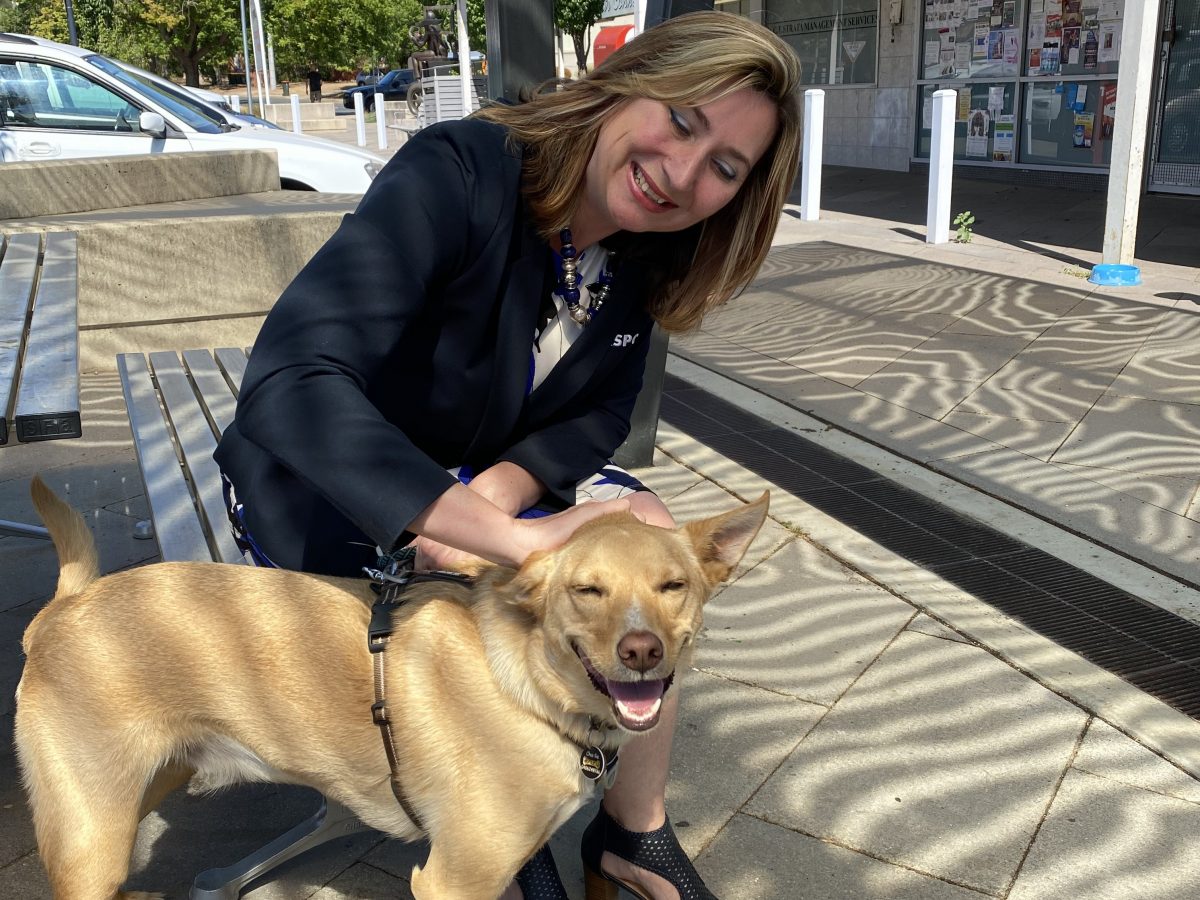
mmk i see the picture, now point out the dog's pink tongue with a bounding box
[607,679,666,728]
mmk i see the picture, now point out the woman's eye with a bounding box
[669,107,691,136]
[713,160,737,182]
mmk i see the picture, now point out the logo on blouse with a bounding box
[612,332,639,348]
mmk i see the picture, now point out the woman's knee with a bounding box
[629,491,675,529]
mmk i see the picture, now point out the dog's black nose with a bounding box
[618,631,664,673]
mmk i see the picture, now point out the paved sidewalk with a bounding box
[1,167,1198,898]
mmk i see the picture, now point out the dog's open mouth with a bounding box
[573,644,674,732]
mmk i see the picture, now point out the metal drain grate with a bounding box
[660,374,1200,720]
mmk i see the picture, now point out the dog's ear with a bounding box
[499,549,555,618]
[682,492,769,588]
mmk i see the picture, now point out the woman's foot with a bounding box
[581,804,717,900]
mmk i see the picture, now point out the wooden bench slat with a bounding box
[148,351,244,565]
[15,232,81,442]
[118,353,213,563]
[0,233,41,446]
[215,347,250,394]
[182,348,240,438]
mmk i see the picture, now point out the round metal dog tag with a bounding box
[580,746,607,781]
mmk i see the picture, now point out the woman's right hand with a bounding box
[505,498,634,566]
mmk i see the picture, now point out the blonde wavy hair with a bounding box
[474,11,802,332]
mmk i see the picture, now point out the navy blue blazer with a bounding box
[214,119,655,576]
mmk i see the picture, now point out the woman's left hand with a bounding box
[408,534,489,574]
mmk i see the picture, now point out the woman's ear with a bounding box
[681,491,769,588]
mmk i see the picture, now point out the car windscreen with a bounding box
[83,54,223,134]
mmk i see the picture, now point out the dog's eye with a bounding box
[572,584,603,597]
[660,579,687,592]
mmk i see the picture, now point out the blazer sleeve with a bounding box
[499,311,654,505]
[230,122,512,552]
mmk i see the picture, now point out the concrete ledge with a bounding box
[0,150,281,219]
[3,191,355,371]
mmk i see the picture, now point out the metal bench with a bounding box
[1,231,80,538]
[116,347,372,899]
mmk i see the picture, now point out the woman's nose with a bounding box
[665,146,705,194]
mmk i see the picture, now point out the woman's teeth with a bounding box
[633,165,669,206]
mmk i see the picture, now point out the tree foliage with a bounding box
[554,0,605,74]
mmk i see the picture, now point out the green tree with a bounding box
[126,0,240,86]
[554,0,604,75]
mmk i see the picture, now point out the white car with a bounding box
[0,32,385,192]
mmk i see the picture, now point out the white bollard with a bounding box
[290,93,302,134]
[230,94,241,113]
[926,89,956,244]
[800,89,825,222]
[354,92,366,147]
[375,92,387,150]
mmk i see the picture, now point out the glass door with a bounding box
[1150,0,1200,192]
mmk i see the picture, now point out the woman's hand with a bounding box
[505,498,632,565]
[408,534,489,574]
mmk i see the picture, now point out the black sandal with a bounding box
[581,805,718,900]
[515,842,569,899]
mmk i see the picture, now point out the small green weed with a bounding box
[953,211,976,243]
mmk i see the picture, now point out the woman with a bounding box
[215,11,801,899]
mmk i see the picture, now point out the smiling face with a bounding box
[574,88,779,246]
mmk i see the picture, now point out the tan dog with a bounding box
[16,477,768,900]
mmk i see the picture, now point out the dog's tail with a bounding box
[27,477,99,640]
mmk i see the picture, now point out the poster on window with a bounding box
[966,108,990,156]
[1073,112,1094,148]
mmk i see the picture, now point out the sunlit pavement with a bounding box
[1,166,1198,898]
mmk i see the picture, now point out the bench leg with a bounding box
[0,519,50,540]
[189,797,374,899]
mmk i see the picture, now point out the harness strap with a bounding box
[367,572,473,831]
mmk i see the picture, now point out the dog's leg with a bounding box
[17,710,168,899]
[412,825,542,900]
[139,760,195,820]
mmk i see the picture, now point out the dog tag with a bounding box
[580,745,608,781]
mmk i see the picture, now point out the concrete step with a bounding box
[3,191,356,371]
[0,150,279,219]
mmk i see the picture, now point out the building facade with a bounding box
[583,0,1198,195]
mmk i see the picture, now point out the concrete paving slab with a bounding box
[628,450,706,500]
[905,614,972,645]
[1052,394,1200,479]
[937,410,1075,462]
[955,359,1110,424]
[1047,461,1200,519]
[858,372,983,419]
[876,332,1031,383]
[1107,322,1200,405]
[700,814,987,900]
[940,285,1088,340]
[747,632,1088,895]
[1006,769,1200,900]
[784,311,960,385]
[310,861,414,899]
[1072,719,1200,805]
[696,539,916,706]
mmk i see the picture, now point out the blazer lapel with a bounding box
[525,271,639,422]
[463,216,550,462]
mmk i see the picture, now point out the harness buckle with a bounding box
[371,699,389,725]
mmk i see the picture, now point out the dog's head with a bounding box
[501,493,768,733]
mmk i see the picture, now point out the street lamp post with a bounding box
[63,0,78,45]
[239,0,253,113]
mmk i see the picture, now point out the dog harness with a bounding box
[364,567,622,832]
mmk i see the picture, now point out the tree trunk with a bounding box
[571,31,590,75]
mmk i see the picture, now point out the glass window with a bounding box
[1023,1,1122,79]
[84,55,223,133]
[921,0,1022,80]
[916,81,1018,161]
[764,0,879,85]
[1020,79,1116,166]
[0,58,142,131]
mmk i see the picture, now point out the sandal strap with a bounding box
[515,842,569,900]
[583,806,718,900]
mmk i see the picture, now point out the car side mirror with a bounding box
[138,111,167,139]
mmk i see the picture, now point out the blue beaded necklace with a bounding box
[557,228,615,325]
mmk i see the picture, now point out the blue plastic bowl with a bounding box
[1088,264,1142,287]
